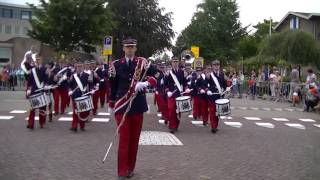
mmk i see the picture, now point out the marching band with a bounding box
[21,38,231,180]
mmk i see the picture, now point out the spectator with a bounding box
[304,83,319,112]
[257,69,266,97]
[231,73,239,97]
[289,65,300,100]
[238,71,244,98]
[1,66,9,90]
[306,68,317,89]
[248,70,257,99]
[269,70,277,99]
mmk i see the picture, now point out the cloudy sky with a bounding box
[4,0,320,36]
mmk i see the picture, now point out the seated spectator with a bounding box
[304,83,319,112]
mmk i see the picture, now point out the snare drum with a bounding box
[28,92,48,109]
[176,96,192,113]
[45,92,53,104]
[74,96,93,113]
[215,99,231,116]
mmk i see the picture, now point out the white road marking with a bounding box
[10,110,27,114]
[299,119,316,122]
[230,106,235,110]
[157,113,162,117]
[58,117,73,121]
[285,108,294,112]
[98,112,110,116]
[188,114,193,118]
[285,123,306,130]
[272,118,289,122]
[67,112,73,115]
[261,108,271,111]
[220,116,233,120]
[92,118,110,122]
[139,131,183,146]
[191,121,204,125]
[0,116,14,120]
[158,119,165,124]
[224,122,242,128]
[238,107,248,110]
[274,108,283,111]
[296,108,304,112]
[255,123,275,129]
[25,117,39,120]
[250,107,259,110]
[147,105,150,114]
[313,124,320,128]
[244,117,261,121]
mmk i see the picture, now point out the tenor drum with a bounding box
[176,96,192,113]
[28,92,48,109]
[74,96,93,113]
[215,99,231,116]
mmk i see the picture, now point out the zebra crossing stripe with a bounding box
[0,116,14,120]
[158,119,165,124]
[285,123,306,130]
[313,124,320,128]
[98,112,110,116]
[10,110,27,114]
[191,121,203,125]
[67,112,73,115]
[224,122,242,128]
[157,113,162,117]
[272,118,289,122]
[188,114,193,118]
[91,118,110,122]
[244,117,261,121]
[299,119,316,122]
[255,123,275,129]
[58,117,73,121]
[220,116,233,120]
[25,117,39,120]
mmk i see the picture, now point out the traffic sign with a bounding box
[103,36,113,56]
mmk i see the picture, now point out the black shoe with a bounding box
[118,176,126,180]
[80,128,86,131]
[169,129,175,134]
[126,172,134,178]
[70,127,77,132]
[203,122,208,126]
[26,125,34,130]
[211,128,217,134]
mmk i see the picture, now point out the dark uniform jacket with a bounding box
[68,72,91,100]
[28,66,47,95]
[164,68,186,98]
[207,71,227,101]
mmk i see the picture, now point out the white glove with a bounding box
[90,90,96,95]
[68,91,73,96]
[155,91,159,95]
[226,86,231,92]
[167,91,173,98]
[26,89,31,96]
[187,81,191,86]
[135,81,149,92]
[185,88,191,93]
[207,90,213,96]
[200,89,205,94]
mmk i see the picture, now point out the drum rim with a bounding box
[215,99,230,104]
[74,96,90,101]
[176,96,191,100]
[28,93,44,98]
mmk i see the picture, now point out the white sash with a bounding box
[170,70,183,92]
[31,68,43,89]
[73,74,85,92]
[57,67,68,75]
[211,73,222,95]
[201,74,205,80]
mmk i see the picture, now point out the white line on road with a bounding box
[158,119,165,124]
[10,110,27,114]
[285,108,295,112]
[285,123,306,130]
[25,117,39,120]
[272,118,289,122]
[91,118,110,122]
[250,107,259,110]
[261,108,271,111]
[220,116,233,120]
[244,117,261,121]
[299,119,316,122]
[238,107,248,110]
[58,117,73,121]
[313,124,320,128]
[224,122,242,128]
[157,113,162,117]
[0,116,14,120]
[98,112,110,116]
[274,108,283,111]
[188,114,193,118]
[255,123,275,129]
[191,121,204,125]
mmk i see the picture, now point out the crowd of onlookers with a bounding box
[0,65,26,91]
[226,67,319,112]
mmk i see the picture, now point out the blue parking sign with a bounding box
[104,37,112,45]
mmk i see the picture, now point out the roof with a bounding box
[0,2,32,9]
[274,11,320,30]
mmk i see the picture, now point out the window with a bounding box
[5,25,12,34]
[0,8,3,17]
[3,9,13,18]
[21,11,31,20]
[15,26,20,35]
[290,16,299,29]
[0,48,12,64]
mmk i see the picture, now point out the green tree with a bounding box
[253,19,278,42]
[174,0,246,63]
[28,0,115,53]
[107,0,175,59]
[237,35,258,59]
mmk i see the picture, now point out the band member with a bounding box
[197,66,210,125]
[26,55,47,129]
[164,57,190,133]
[154,64,169,124]
[108,38,157,179]
[206,60,228,133]
[53,62,71,115]
[68,62,94,132]
[190,67,203,120]
[45,62,56,122]
[92,61,106,115]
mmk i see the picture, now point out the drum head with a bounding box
[28,93,42,98]
[215,99,230,104]
[75,96,89,101]
[176,96,191,101]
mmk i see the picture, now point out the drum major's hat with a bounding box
[212,59,220,65]
[171,56,179,62]
[122,38,137,46]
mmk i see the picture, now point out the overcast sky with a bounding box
[4,0,320,36]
